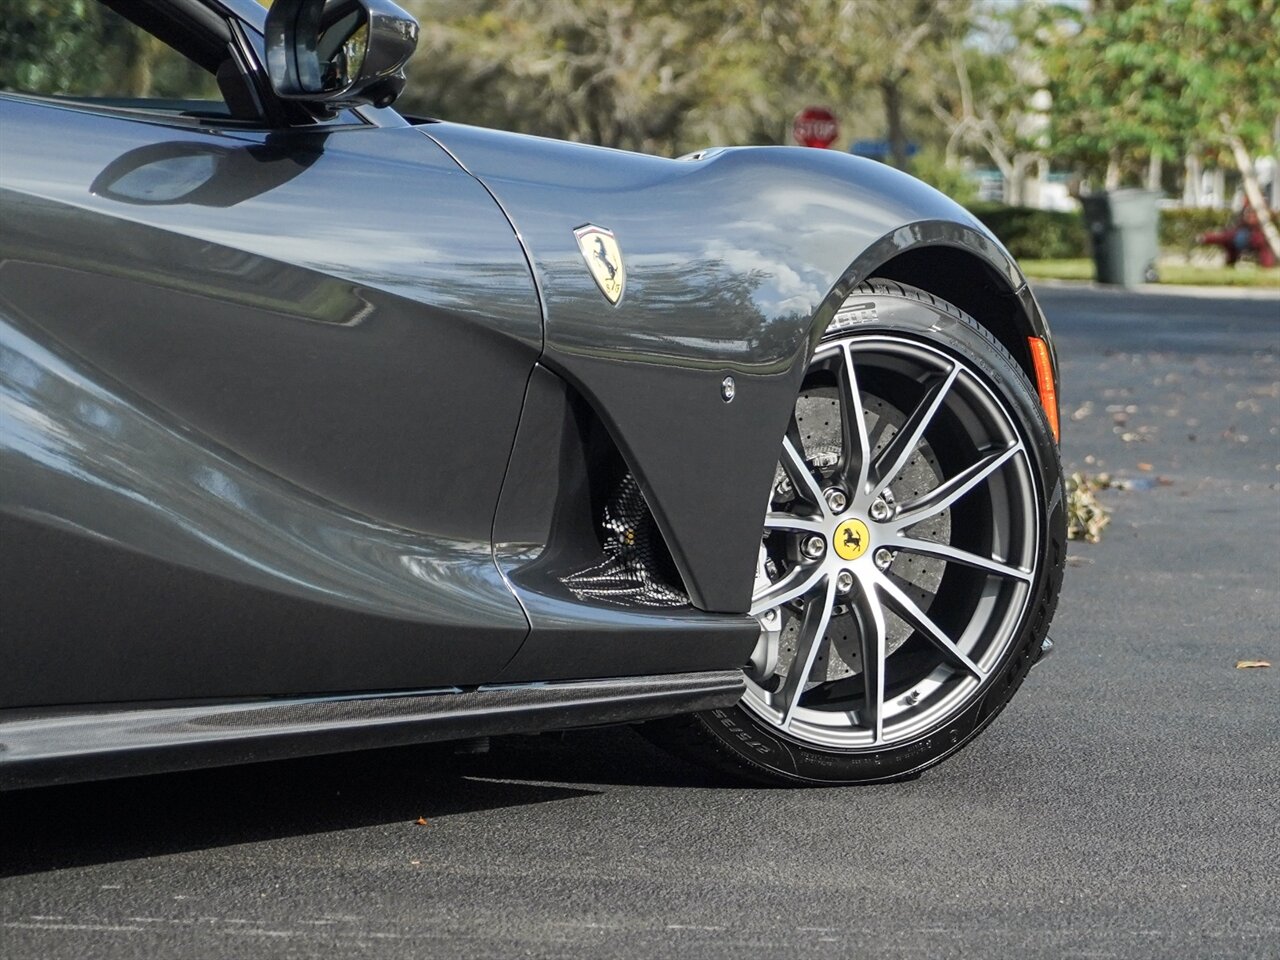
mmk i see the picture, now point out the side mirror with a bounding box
[264,0,418,110]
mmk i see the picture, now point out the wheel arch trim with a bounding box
[810,220,1056,391]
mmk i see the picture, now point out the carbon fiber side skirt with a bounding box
[0,671,746,790]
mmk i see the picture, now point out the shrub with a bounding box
[910,150,979,207]
[1160,207,1236,250]
[966,203,1260,260]
[968,203,1089,260]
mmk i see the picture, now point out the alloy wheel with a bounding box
[742,332,1041,751]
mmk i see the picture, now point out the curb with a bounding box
[1029,278,1280,301]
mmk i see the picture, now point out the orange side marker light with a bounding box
[1027,336,1060,443]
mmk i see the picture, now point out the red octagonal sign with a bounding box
[793,107,839,149]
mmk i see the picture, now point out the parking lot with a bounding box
[2,283,1277,960]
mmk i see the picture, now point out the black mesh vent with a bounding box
[562,473,690,608]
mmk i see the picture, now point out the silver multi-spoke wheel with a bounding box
[645,281,1065,785]
[742,332,1039,750]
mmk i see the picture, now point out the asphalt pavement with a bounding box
[2,283,1278,960]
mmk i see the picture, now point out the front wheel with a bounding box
[648,281,1066,785]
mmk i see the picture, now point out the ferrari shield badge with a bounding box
[574,224,626,305]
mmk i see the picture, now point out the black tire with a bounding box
[644,280,1066,786]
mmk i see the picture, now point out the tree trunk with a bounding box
[1146,152,1162,192]
[1273,116,1280,210]
[1007,156,1034,207]
[1105,151,1120,191]
[881,79,909,171]
[1222,118,1280,259]
[1023,156,1048,209]
[124,33,158,98]
[1183,153,1202,206]
[1211,167,1227,208]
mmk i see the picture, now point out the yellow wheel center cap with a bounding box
[833,518,871,561]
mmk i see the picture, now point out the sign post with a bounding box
[792,107,839,149]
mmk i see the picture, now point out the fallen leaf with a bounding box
[1137,463,1153,472]
[1235,660,1271,669]
[414,817,429,826]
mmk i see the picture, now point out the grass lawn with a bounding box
[1021,257,1280,288]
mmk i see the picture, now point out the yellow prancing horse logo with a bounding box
[833,518,871,561]
[574,224,626,305]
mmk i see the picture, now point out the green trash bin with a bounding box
[1080,190,1161,286]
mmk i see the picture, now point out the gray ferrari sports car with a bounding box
[0,0,1065,788]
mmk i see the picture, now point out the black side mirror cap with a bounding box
[264,0,418,110]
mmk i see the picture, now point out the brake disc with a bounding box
[763,387,951,683]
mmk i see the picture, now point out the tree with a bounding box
[867,0,970,170]
[1040,0,1162,189]
[0,1,219,100]
[0,0,100,95]
[401,0,710,153]
[399,0,971,162]
[930,1,1053,205]
[1045,0,1280,254]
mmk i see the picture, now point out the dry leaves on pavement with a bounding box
[1066,471,1112,543]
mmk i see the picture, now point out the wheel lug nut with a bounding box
[836,570,854,594]
[869,499,892,521]
[874,548,894,570]
[824,488,848,513]
[801,535,826,560]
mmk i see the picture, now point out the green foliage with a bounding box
[0,0,101,93]
[969,203,1088,260]
[1160,207,1239,250]
[1111,0,1280,151]
[400,0,971,157]
[933,2,1051,179]
[0,0,218,99]
[1041,0,1280,179]
[910,148,978,206]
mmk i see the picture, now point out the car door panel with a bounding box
[0,97,540,706]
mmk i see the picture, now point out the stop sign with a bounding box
[793,107,839,149]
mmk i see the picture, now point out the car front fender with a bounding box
[425,124,1033,613]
